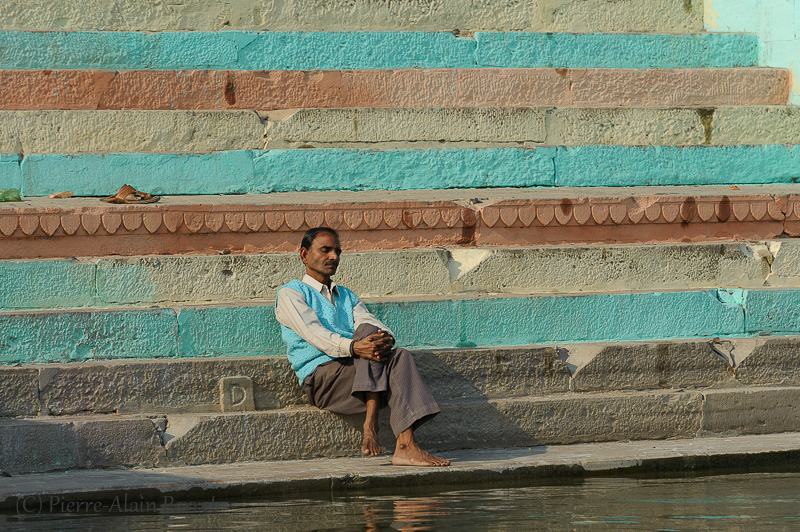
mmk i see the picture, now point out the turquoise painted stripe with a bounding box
[252,148,554,192]
[9,145,800,197]
[17,148,555,196]
[0,31,757,70]
[0,154,22,191]
[0,289,751,365]
[555,145,800,187]
[745,289,800,334]
[475,32,758,68]
[0,260,96,311]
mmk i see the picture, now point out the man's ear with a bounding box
[300,247,308,264]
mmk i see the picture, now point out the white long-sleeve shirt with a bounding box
[275,274,393,358]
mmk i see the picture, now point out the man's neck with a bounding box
[306,271,332,288]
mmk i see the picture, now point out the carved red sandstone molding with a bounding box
[0,194,796,258]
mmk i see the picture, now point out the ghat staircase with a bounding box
[3,0,800,474]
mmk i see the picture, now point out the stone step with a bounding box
[3,106,800,154]
[2,31,756,70]
[0,68,788,111]
[1,186,799,259]
[4,241,797,312]
[3,433,800,508]
[7,145,800,197]
[1,287,799,365]
[4,383,800,474]
[4,336,799,418]
[0,0,703,33]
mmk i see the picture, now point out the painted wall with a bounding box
[706,0,800,103]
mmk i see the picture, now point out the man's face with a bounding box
[301,232,341,283]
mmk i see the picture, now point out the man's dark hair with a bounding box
[301,227,339,250]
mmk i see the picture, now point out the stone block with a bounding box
[0,368,38,417]
[0,416,164,474]
[0,308,177,364]
[0,110,264,154]
[0,259,95,311]
[417,347,571,400]
[735,338,800,385]
[39,358,305,416]
[701,387,800,435]
[220,376,255,412]
[570,341,733,392]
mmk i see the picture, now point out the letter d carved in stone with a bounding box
[219,376,255,412]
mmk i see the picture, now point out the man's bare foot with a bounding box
[362,426,382,456]
[392,443,450,466]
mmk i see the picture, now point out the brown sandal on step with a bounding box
[102,184,161,204]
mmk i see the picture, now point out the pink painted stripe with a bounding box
[0,68,789,110]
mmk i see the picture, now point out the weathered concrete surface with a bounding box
[0,416,165,474]
[0,0,702,32]
[0,288,750,365]
[37,357,305,416]
[0,308,178,364]
[8,242,800,311]
[0,31,757,70]
[6,432,800,511]
[0,259,95,310]
[736,338,800,385]
[163,389,706,465]
[0,69,788,111]
[0,186,796,259]
[6,107,798,154]
[0,111,264,154]
[7,145,800,197]
[475,32,756,69]
[265,107,550,146]
[0,368,38,417]
[29,348,569,416]
[702,387,800,436]
[568,342,733,392]
[745,289,800,335]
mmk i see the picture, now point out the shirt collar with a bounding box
[302,274,339,296]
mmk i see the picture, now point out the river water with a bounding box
[4,471,800,531]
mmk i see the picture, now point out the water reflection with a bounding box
[3,472,800,531]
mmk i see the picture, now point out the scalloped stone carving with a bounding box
[81,214,101,234]
[163,212,183,233]
[204,213,224,232]
[441,208,461,228]
[305,211,324,228]
[122,213,143,232]
[499,207,517,227]
[402,210,421,228]
[102,213,122,234]
[383,210,402,228]
[246,212,266,231]
[573,204,591,225]
[609,204,627,224]
[40,214,60,236]
[344,211,363,230]
[184,213,205,233]
[661,204,679,223]
[750,202,767,221]
[537,205,555,226]
[283,212,303,231]
[364,210,383,229]
[226,213,245,232]
[480,207,500,227]
[591,204,609,224]
[518,205,535,226]
[324,210,343,229]
[732,202,750,221]
[264,212,283,231]
[20,215,39,235]
[422,209,441,228]
[0,215,16,236]
[143,213,163,233]
[60,214,81,235]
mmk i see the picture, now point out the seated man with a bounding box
[275,226,450,466]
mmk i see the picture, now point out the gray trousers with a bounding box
[303,324,440,436]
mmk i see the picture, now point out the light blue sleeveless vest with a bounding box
[278,279,360,384]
